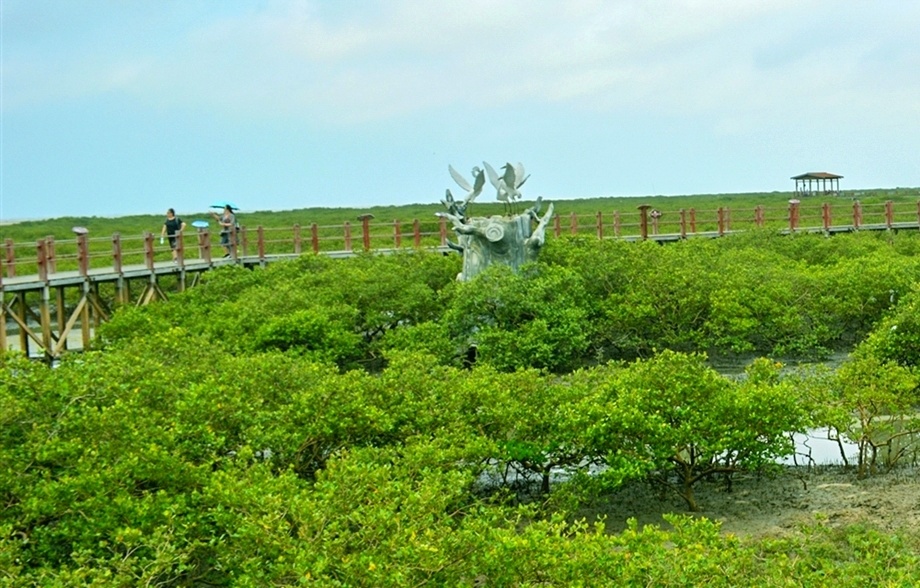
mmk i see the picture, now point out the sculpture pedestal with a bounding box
[450,204,554,281]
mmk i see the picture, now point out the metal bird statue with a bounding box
[499,162,529,214]
[482,161,512,214]
[447,164,485,218]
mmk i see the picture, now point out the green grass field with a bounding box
[2,187,918,275]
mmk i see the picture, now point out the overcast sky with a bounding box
[2,1,919,221]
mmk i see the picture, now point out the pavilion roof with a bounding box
[791,172,843,180]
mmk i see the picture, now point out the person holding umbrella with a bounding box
[211,204,237,258]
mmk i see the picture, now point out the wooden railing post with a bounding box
[257,226,266,261]
[412,219,421,248]
[689,208,697,233]
[77,233,90,276]
[613,211,621,237]
[679,209,687,239]
[755,205,764,228]
[637,205,650,240]
[36,239,49,282]
[916,201,920,227]
[143,232,155,270]
[788,199,800,232]
[394,220,402,248]
[358,214,374,251]
[885,200,894,228]
[4,239,14,278]
[822,202,832,231]
[112,233,123,274]
[570,212,578,235]
[46,236,57,274]
[235,225,246,258]
[717,207,725,236]
[438,215,447,246]
[344,221,353,252]
[176,230,185,267]
[853,200,862,229]
[553,214,561,237]
[195,228,206,261]
[311,223,319,254]
[596,212,603,240]
[201,231,212,264]
[293,224,302,255]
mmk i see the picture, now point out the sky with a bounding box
[2,1,919,222]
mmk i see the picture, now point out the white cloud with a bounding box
[4,0,919,134]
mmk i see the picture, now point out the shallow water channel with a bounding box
[709,352,858,466]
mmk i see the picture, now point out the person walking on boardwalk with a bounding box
[211,204,236,258]
[160,208,187,262]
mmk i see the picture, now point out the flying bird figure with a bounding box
[500,162,530,213]
[482,161,511,213]
[446,165,486,218]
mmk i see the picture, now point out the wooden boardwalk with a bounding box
[3,198,919,360]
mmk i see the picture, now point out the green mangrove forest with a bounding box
[3,229,920,586]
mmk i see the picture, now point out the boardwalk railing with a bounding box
[3,200,920,283]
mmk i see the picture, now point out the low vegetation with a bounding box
[3,223,920,585]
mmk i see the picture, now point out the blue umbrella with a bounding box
[210,201,239,210]
[191,220,209,229]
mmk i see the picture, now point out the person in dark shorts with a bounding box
[211,205,237,258]
[160,208,187,261]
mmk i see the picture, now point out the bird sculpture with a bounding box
[482,161,529,214]
[447,164,486,217]
[500,162,529,209]
[482,161,511,213]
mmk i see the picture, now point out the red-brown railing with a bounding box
[2,200,920,281]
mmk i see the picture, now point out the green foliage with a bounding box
[585,351,808,510]
[824,353,920,477]
[9,215,920,584]
[443,263,594,372]
[858,283,920,367]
